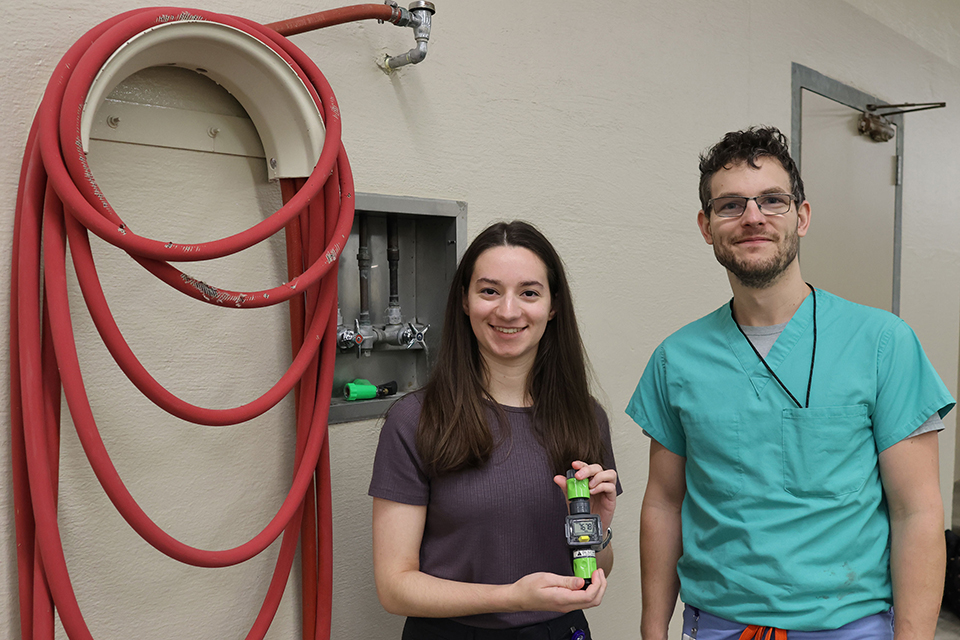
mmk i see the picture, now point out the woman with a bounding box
[369,221,619,639]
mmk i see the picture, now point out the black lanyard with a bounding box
[731,284,817,410]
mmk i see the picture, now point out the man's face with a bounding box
[697,156,810,289]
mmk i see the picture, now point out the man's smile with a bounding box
[735,235,775,245]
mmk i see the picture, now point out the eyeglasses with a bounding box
[708,193,795,218]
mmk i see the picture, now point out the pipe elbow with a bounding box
[384,41,429,70]
[408,41,428,64]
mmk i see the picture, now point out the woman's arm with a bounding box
[372,497,608,618]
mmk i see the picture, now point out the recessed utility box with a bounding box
[330,193,466,424]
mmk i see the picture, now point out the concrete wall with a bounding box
[1,1,958,638]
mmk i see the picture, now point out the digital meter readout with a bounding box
[572,519,597,536]
[565,514,602,546]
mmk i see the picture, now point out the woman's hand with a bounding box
[554,460,618,531]
[508,569,607,613]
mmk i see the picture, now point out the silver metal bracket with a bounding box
[858,101,946,143]
[865,101,946,116]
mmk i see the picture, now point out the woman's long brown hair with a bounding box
[416,221,605,477]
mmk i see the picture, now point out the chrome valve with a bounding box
[401,323,429,349]
[337,318,365,352]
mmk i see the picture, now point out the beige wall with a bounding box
[1,1,959,638]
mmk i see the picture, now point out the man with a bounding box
[627,126,955,639]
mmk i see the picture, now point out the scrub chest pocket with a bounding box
[781,404,871,498]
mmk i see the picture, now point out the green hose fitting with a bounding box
[566,472,590,501]
[343,379,398,401]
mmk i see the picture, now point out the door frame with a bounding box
[791,62,905,315]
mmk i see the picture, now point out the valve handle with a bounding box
[354,318,364,358]
[404,323,429,349]
[337,319,363,352]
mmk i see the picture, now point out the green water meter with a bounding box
[564,469,603,586]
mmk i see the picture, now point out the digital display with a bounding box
[572,519,596,536]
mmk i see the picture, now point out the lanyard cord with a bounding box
[731,284,817,409]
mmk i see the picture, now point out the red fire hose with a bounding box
[10,5,397,639]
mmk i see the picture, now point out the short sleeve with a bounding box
[625,344,687,457]
[873,319,955,452]
[595,406,624,496]
[368,393,431,505]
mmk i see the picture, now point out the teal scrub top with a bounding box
[627,289,955,630]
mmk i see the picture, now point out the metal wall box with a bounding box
[330,193,466,424]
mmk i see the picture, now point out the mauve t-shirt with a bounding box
[368,392,619,629]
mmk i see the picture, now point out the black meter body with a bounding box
[565,513,602,548]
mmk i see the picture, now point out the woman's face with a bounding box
[463,245,555,369]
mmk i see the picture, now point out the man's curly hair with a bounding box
[698,126,805,215]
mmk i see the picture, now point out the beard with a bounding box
[712,225,800,289]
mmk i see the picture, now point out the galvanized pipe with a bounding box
[382,1,435,71]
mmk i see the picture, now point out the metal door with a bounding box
[791,63,904,314]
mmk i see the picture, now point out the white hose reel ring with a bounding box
[80,19,325,180]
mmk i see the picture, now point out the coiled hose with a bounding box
[10,5,398,639]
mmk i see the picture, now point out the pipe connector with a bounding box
[357,321,378,356]
[385,304,403,326]
[379,1,435,72]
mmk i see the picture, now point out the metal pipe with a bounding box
[386,214,401,325]
[382,1,435,71]
[385,40,428,69]
[357,214,371,328]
